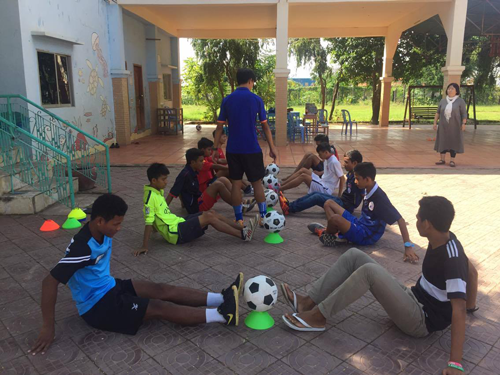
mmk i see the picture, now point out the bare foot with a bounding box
[284,308,327,329]
[283,284,316,313]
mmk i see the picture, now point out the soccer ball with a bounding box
[263,174,280,191]
[266,163,280,176]
[244,275,278,312]
[265,189,278,207]
[263,210,286,233]
[196,125,202,131]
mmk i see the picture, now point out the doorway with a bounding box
[133,64,145,131]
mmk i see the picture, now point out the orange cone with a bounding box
[40,220,60,232]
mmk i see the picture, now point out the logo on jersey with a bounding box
[65,239,75,254]
[95,254,104,264]
[145,206,150,215]
[368,201,374,211]
[132,303,138,311]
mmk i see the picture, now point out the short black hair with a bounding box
[147,163,170,182]
[316,142,332,153]
[198,137,213,150]
[446,83,460,96]
[314,134,329,143]
[418,196,455,232]
[186,148,204,164]
[91,194,128,221]
[236,68,256,85]
[354,162,376,180]
[346,150,363,163]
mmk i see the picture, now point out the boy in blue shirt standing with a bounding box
[214,68,278,226]
[30,194,242,355]
[309,162,419,263]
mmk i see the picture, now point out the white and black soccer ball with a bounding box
[264,189,278,207]
[196,124,202,131]
[262,174,280,190]
[266,163,280,176]
[244,275,278,312]
[263,210,286,233]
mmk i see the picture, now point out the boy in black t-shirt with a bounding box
[281,196,477,375]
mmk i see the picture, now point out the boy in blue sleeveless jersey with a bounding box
[214,68,278,227]
[30,194,243,355]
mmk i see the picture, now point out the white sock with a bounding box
[206,292,224,307]
[205,308,225,323]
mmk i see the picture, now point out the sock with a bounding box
[206,308,226,323]
[233,205,243,221]
[206,292,224,307]
[258,202,267,218]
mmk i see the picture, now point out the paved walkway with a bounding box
[1,166,500,374]
[109,124,500,169]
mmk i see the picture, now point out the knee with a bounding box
[305,152,314,158]
[358,263,383,279]
[328,214,342,225]
[344,247,365,258]
[218,177,229,184]
[299,167,309,174]
[202,210,216,222]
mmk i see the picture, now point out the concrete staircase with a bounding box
[0,169,79,214]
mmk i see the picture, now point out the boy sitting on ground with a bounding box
[167,150,254,214]
[136,163,257,256]
[280,143,345,198]
[282,196,478,375]
[309,162,417,259]
[282,134,339,182]
[29,194,242,356]
[280,150,364,215]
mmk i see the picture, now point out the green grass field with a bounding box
[182,103,500,122]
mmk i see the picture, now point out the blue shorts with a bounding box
[339,211,378,246]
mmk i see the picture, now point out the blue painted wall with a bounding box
[16,0,116,144]
[123,11,151,134]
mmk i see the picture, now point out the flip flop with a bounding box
[280,283,298,313]
[435,160,445,165]
[282,313,325,332]
[449,161,456,167]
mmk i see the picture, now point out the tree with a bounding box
[254,52,276,108]
[327,37,384,124]
[182,57,226,122]
[289,38,331,110]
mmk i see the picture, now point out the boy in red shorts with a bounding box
[167,150,254,214]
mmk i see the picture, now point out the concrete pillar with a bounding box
[274,0,290,147]
[171,37,182,109]
[379,30,400,127]
[439,0,467,93]
[107,4,131,145]
[146,25,161,134]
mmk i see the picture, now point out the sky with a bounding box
[179,38,313,79]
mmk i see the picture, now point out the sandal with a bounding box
[449,161,456,167]
[282,313,325,332]
[435,160,445,165]
[281,283,298,313]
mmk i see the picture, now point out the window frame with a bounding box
[163,73,172,101]
[37,50,74,108]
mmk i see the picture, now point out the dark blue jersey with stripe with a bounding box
[50,223,115,315]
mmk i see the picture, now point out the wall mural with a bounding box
[91,32,109,78]
[99,96,111,117]
[86,59,104,96]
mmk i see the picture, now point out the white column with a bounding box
[439,0,467,92]
[379,29,400,127]
[274,0,290,147]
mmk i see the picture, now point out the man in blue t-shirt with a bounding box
[214,68,278,226]
[308,162,419,263]
[29,194,242,355]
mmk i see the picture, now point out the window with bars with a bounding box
[163,73,172,101]
[37,51,73,106]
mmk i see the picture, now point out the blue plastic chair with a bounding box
[287,112,305,143]
[317,109,329,136]
[341,109,358,136]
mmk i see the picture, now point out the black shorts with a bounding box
[81,279,148,335]
[178,212,206,244]
[226,152,265,182]
[312,160,324,172]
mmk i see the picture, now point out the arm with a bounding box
[466,260,478,311]
[261,121,277,161]
[433,104,440,131]
[29,274,59,354]
[166,194,174,205]
[443,298,467,374]
[397,217,419,263]
[213,123,224,162]
[211,163,228,172]
[134,225,154,256]
[337,175,345,198]
[460,100,467,131]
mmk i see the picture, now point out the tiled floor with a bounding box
[1,165,500,374]
[109,124,500,169]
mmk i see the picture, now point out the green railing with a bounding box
[0,115,76,208]
[0,95,111,195]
